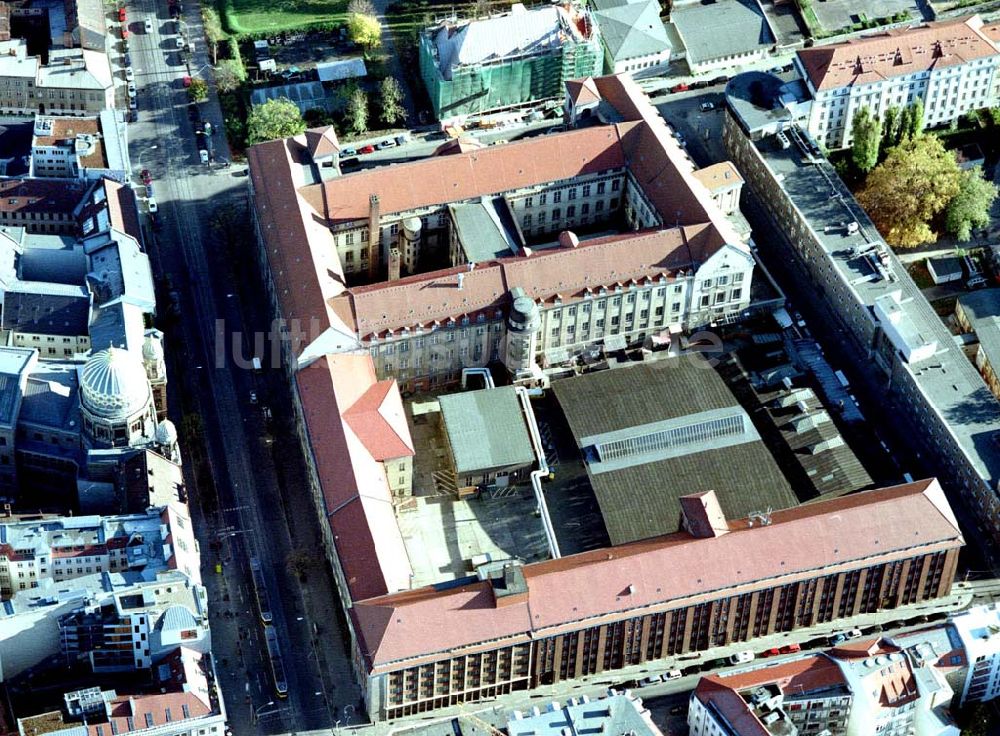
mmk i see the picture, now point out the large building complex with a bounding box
[418,3,603,121]
[353,480,962,720]
[250,74,754,393]
[0,39,114,116]
[245,73,977,722]
[724,70,1000,557]
[796,15,1000,150]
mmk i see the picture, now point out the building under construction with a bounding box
[419,2,602,122]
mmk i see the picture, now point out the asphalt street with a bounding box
[123,0,359,732]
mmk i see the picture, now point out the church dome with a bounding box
[80,348,152,420]
[155,419,178,446]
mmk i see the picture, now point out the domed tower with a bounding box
[142,331,167,418]
[504,287,541,379]
[80,347,157,449]
[155,419,180,464]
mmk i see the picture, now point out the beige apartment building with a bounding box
[0,40,114,116]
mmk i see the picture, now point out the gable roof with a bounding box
[304,125,339,159]
[797,15,1000,91]
[565,76,601,106]
[351,479,963,668]
[591,0,670,62]
[343,378,415,460]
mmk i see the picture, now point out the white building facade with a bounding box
[797,15,1000,150]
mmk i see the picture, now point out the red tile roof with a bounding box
[91,692,211,736]
[797,15,1000,91]
[300,125,630,225]
[305,126,339,159]
[296,354,413,601]
[352,479,963,668]
[334,225,726,337]
[692,679,770,736]
[566,77,601,107]
[343,378,415,460]
[713,655,847,694]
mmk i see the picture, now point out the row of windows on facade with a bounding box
[522,179,620,208]
[522,198,617,228]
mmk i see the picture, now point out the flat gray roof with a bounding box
[743,117,1000,491]
[671,0,774,65]
[449,199,519,264]
[438,386,535,476]
[958,289,1000,378]
[553,358,796,545]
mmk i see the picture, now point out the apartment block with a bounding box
[0,504,202,680]
[724,71,1000,554]
[797,15,1000,150]
[30,111,130,181]
[0,40,113,116]
[952,603,1000,706]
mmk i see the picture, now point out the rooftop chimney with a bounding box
[679,490,730,538]
[367,194,380,280]
[388,247,401,282]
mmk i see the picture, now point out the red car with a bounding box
[762,647,781,658]
[118,7,126,21]
[182,75,192,88]
[121,27,129,40]
[140,169,152,185]
[780,643,802,654]
[359,144,375,154]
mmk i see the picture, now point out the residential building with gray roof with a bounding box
[589,0,672,74]
[724,70,1000,560]
[670,0,775,74]
[955,289,1000,404]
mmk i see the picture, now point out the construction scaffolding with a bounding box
[419,2,602,122]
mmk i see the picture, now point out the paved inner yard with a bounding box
[811,0,921,32]
[399,396,549,588]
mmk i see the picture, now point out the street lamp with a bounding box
[252,701,275,724]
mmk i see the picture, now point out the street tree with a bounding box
[850,107,881,173]
[899,98,924,140]
[347,11,381,50]
[881,105,901,152]
[187,77,209,103]
[379,76,405,126]
[246,97,306,144]
[945,165,998,242]
[201,7,224,65]
[214,60,242,93]
[346,88,369,134]
[857,134,961,248]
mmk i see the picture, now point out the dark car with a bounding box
[187,103,199,121]
[339,156,359,169]
[123,53,131,66]
[394,135,407,146]
[140,169,152,185]
[127,110,137,123]
[145,184,154,198]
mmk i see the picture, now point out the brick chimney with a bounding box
[388,247,401,281]
[367,194,380,280]
[679,490,730,538]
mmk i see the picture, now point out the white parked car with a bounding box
[199,149,209,164]
[127,81,136,96]
[639,675,662,687]
[175,36,184,49]
[144,19,153,32]
[124,67,134,81]
[147,198,158,213]
[664,669,683,680]
[729,651,755,665]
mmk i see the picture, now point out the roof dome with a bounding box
[80,347,152,420]
[142,333,164,362]
[155,419,177,446]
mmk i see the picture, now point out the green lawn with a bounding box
[221,0,347,35]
